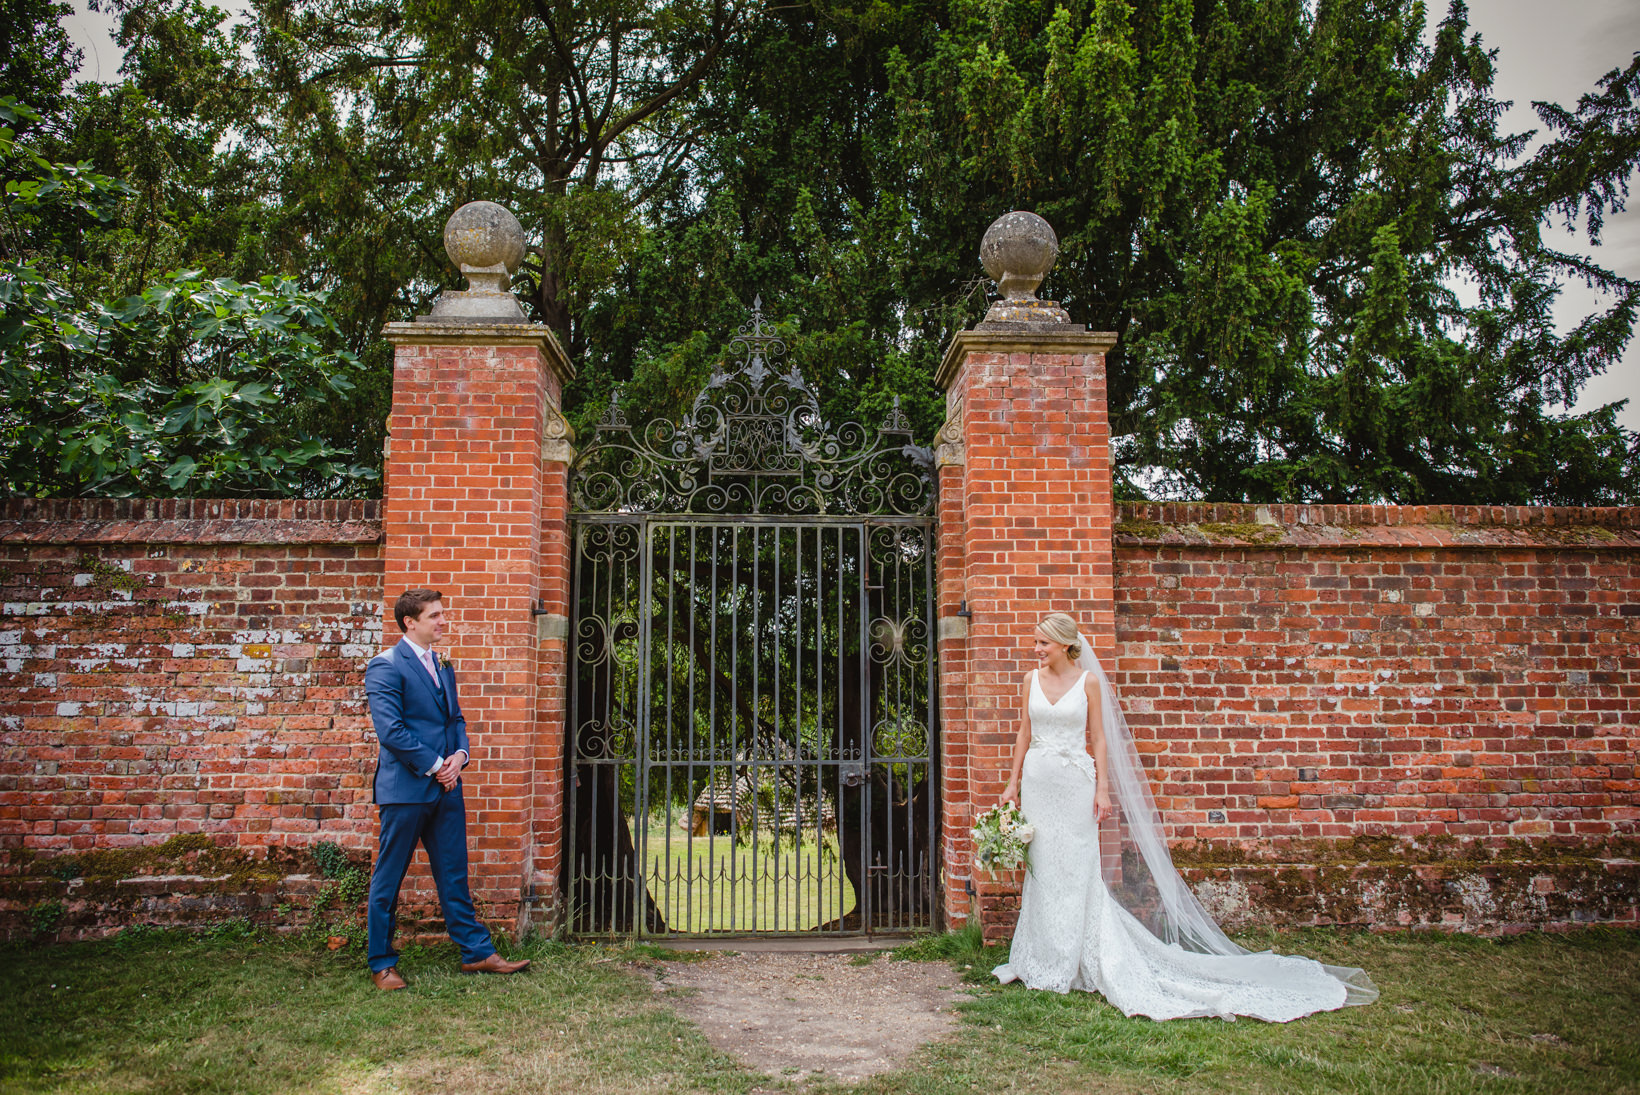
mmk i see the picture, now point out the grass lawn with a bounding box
[640,819,856,933]
[1,924,1636,1094]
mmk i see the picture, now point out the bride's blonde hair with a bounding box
[1037,612,1081,659]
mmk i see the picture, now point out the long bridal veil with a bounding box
[1076,632,1378,1006]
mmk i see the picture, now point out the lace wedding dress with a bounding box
[993,667,1373,1022]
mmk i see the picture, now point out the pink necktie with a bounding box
[421,650,440,688]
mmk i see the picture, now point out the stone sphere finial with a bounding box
[444,201,526,278]
[980,211,1058,301]
[978,211,1070,325]
[425,200,528,321]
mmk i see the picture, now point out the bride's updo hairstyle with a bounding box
[1037,612,1082,660]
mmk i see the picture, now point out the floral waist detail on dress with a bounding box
[1028,741,1098,783]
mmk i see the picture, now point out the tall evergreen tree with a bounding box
[4,0,1636,503]
[644,0,1639,503]
[238,0,748,355]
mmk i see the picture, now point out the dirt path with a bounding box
[652,951,970,1084]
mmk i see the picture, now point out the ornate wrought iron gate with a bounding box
[565,304,938,937]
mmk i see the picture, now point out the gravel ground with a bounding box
[653,951,970,1084]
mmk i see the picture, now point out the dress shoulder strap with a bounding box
[1066,669,1091,706]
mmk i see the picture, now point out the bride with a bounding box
[992,612,1378,1021]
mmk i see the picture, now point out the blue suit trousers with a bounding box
[366,784,496,971]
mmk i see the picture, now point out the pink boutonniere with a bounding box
[435,652,454,673]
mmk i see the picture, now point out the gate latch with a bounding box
[840,761,868,788]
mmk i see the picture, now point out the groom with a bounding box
[363,589,529,990]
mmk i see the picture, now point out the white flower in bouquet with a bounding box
[971,802,1032,872]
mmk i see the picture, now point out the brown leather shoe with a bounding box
[371,967,408,991]
[460,953,531,975]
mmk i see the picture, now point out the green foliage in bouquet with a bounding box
[971,801,1035,873]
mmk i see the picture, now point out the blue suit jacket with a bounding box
[365,641,470,804]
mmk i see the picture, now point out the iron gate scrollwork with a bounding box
[566,301,939,937]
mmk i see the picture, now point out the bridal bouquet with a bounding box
[971,801,1035,873]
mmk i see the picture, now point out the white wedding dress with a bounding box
[993,669,1360,1022]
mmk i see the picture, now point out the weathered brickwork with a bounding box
[1107,503,1640,931]
[972,869,1026,945]
[5,361,1638,940]
[0,500,385,937]
[1111,502,1639,847]
[528,455,573,930]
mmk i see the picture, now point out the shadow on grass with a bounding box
[0,928,755,1095]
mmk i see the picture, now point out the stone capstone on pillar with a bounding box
[424,200,530,322]
[979,210,1071,326]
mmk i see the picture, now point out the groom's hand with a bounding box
[436,752,464,790]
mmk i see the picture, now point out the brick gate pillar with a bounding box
[935,213,1118,928]
[379,202,574,938]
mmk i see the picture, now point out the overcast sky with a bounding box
[58,2,1639,428]
[1447,0,1640,430]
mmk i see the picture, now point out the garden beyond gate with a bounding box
[564,303,939,937]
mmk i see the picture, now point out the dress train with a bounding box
[992,670,1356,1022]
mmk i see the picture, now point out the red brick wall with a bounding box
[0,500,386,935]
[528,457,573,927]
[4,487,1637,936]
[1110,503,1640,848]
[935,456,973,926]
[378,323,575,936]
[935,331,1117,926]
